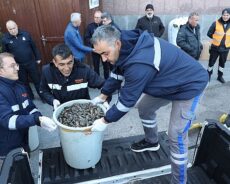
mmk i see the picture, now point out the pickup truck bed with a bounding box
[1,120,230,184]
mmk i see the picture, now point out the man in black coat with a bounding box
[100,11,121,78]
[176,12,203,60]
[2,20,43,100]
[135,4,165,37]
[85,11,105,78]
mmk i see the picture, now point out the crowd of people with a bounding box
[0,3,230,184]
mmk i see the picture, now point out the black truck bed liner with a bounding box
[131,166,216,184]
[40,132,171,184]
[1,120,230,184]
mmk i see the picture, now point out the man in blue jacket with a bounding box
[0,52,56,160]
[91,25,208,184]
[2,20,43,100]
[39,44,105,110]
[64,12,93,62]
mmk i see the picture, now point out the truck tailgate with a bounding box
[39,132,171,184]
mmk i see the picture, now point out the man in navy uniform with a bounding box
[40,44,105,110]
[2,20,43,100]
[0,52,56,165]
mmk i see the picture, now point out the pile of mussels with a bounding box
[58,103,104,127]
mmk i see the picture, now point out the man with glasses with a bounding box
[101,12,121,32]
[135,4,165,37]
[2,20,43,100]
[39,44,105,110]
[85,11,108,78]
[100,12,121,78]
[0,52,56,164]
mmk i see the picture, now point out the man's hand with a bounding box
[39,116,57,132]
[91,118,108,132]
[53,99,60,110]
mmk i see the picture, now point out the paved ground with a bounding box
[29,60,230,181]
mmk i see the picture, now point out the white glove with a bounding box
[39,116,57,132]
[103,101,110,110]
[91,96,105,105]
[53,99,60,110]
[91,118,108,132]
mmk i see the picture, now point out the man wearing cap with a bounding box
[135,4,165,37]
[207,8,230,83]
[64,12,93,62]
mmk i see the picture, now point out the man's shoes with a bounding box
[130,139,160,152]
[217,76,226,83]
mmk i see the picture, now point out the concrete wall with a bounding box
[101,0,230,60]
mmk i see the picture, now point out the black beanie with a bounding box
[145,4,154,11]
[222,8,230,15]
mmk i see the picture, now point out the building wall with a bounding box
[101,0,230,60]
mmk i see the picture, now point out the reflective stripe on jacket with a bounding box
[0,77,41,156]
[40,61,104,105]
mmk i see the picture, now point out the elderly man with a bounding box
[0,52,56,164]
[2,20,43,100]
[40,44,105,110]
[135,4,165,37]
[207,8,230,83]
[64,12,93,62]
[91,25,208,184]
[176,12,203,60]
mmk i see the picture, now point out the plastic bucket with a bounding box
[53,99,106,169]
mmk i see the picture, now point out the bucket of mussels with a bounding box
[53,99,106,169]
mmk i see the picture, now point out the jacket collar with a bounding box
[186,22,200,32]
[0,76,17,85]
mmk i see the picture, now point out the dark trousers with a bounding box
[92,53,113,79]
[92,52,101,75]
[208,50,229,76]
[18,62,42,99]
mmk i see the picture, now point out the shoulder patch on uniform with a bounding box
[75,79,83,83]
[21,93,28,97]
